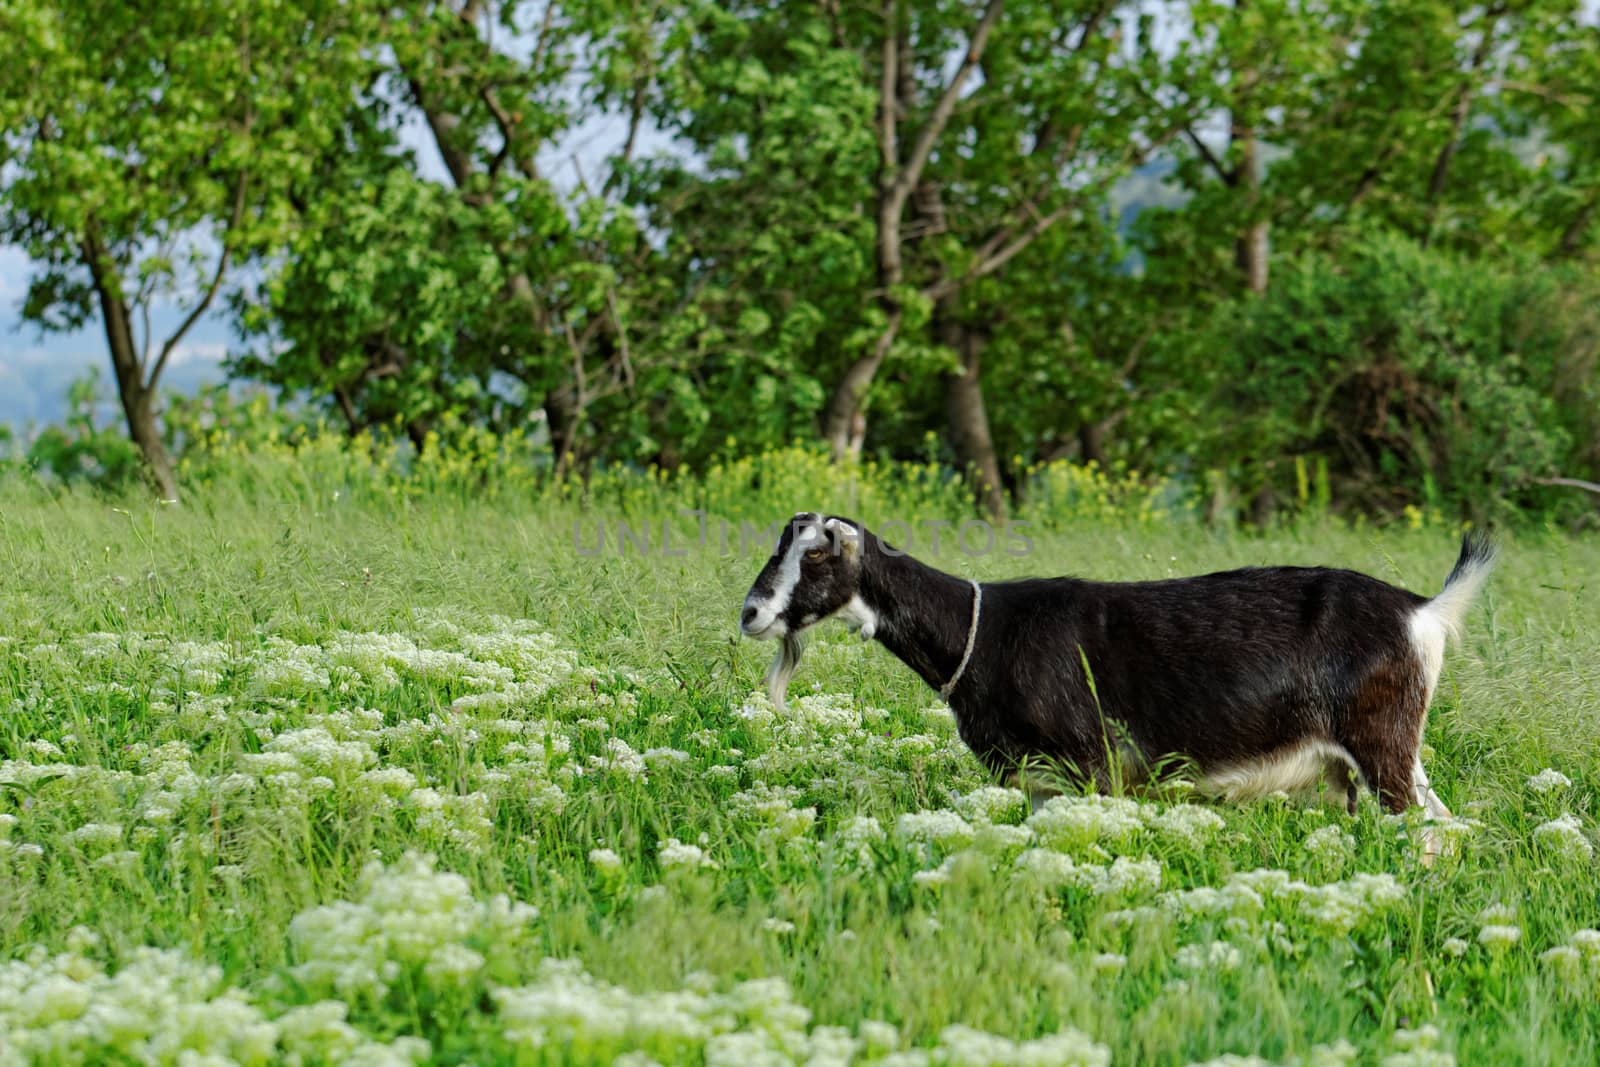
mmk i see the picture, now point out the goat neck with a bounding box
[856,540,978,696]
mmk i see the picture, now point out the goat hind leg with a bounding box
[1340,660,1443,863]
[1411,758,1456,864]
[1412,759,1452,820]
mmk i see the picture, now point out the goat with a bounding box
[739,513,1496,861]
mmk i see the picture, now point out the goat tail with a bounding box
[1425,529,1497,644]
[765,633,805,713]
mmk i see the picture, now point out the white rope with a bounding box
[939,578,982,703]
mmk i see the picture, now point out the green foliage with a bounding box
[13,370,145,490]
[3,0,1599,518]
[1181,233,1600,520]
[232,167,516,438]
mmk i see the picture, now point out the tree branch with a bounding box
[1346,139,1401,210]
[1534,476,1600,496]
[877,0,898,177]
[147,169,248,391]
[482,81,538,181]
[885,0,1003,217]
[530,0,558,73]
[409,76,477,188]
[1551,185,1599,260]
[820,0,849,49]
[1425,4,1504,206]
[924,204,1071,302]
[1021,2,1107,195]
[924,126,1178,304]
[1497,79,1590,110]
[1185,123,1235,185]
[619,77,647,169]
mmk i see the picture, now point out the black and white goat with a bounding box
[740,513,1495,859]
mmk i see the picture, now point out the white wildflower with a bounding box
[1026,794,1146,849]
[1091,952,1127,976]
[1303,824,1356,860]
[837,816,886,868]
[658,837,718,870]
[422,943,485,987]
[1477,924,1521,949]
[789,692,862,730]
[736,691,778,725]
[971,822,1036,855]
[1308,1040,1360,1067]
[1540,944,1583,979]
[1569,928,1600,956]
[955,786,1029,825]
[1534,814,1593,861]
[588,737,648,779]
[896,810,975,849]
[935,1024,1110,1067]
[1527,768,1573,794]
[1477,902,1517,924]
[1381,1024,1454,1067]
[1175,940,1243,974]
[65,823,123,852]
[1015,850,1161,897]
[913,856,960,888]
[588,848,624,873]
[286,852,535,1001]
[1148,805,1227,847]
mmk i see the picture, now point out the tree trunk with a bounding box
[822,0,1003,461]
[1230,0,1268,296]
[1236,220,1269,294]
[1078,421,1109,468]
[81,236,181,501]
[1233,125,1269,294]
[544,385,580,476]
[120,386,179,502]
[822,308,901,459]
[1552,188,1599,260]
[940,308,1006,518]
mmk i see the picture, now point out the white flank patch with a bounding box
[1196,739,1360,803]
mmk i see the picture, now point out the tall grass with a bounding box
[1,447,1597,1065]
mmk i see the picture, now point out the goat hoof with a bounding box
[1417,827,1449,867]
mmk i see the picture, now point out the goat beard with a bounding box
[764,632,806,713]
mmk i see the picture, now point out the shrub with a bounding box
[1183,233,1600,522]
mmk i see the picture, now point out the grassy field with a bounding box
[2,452,1598,1066]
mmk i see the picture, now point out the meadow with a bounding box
[2,445,1599,1066]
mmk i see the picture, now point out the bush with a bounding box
[13,370,147,491]
[1182,233,1600,522]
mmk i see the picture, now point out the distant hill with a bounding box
[0,345,227,435]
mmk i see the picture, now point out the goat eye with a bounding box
[804,547,829,563]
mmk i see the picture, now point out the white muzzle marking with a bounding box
[741,516,826,640]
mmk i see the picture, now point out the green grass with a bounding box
[1,462,1598,1066]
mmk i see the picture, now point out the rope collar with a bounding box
[939,579,982,703]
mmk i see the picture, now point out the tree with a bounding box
[231,0,685,472]
[0,0,368,499]
[637,0,1197,512]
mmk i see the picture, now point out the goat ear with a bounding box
[824,517,862,558]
